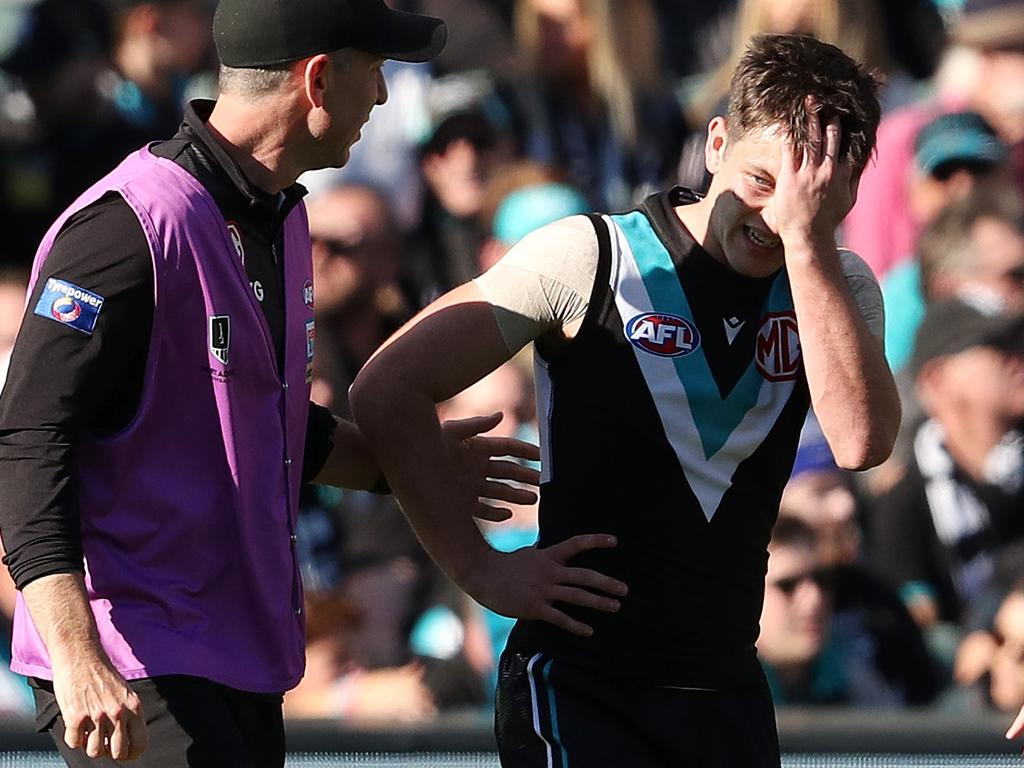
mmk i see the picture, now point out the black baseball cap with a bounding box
[911,297,1024,377]
[213,0,447,68]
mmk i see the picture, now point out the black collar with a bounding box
[641,186,780,295]
[178,100,307,214]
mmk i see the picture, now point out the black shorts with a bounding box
[32,675,285,768]
[495,651,781,768]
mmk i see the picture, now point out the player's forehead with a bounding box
[727,123,788,164]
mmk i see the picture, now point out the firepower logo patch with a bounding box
[33,277,104,335]
[626,313,700,358]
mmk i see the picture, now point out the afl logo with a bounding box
[627,313,700,357]
[303,279,314,310]
[756,312,801,381]
[51,296,82,324]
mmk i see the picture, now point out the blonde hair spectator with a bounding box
[514,0,661,149]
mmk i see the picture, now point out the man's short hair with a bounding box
[218,49,352,97]
[917,183,1024,294]
[727,34,883,175]
[218,63,293,97]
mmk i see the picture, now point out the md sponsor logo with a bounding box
[756,312,801,381]
[303,279,314,310]
[626,313,700,358]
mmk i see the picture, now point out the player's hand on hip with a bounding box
[52,654,148,761]
[441,411,542,522]
[773,96,855,247]
[467,534,628,637]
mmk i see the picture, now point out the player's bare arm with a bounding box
[776,101,901,469]
[312,412,542,520]
[21,574,147,762]
[350,282,628,637]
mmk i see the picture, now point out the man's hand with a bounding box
[773,97,855,247]
[441,412,541,522]
[464,534,628,637]
[21,573,148,761]
[52,652,147,761]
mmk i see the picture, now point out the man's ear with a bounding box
[705,116,729,175]
[303,54,333,109]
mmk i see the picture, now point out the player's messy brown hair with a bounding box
[727,34,883,175]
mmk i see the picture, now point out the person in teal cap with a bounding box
[882,111,1009,372]
[478,181,591,272]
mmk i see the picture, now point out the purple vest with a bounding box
[11,147,314,693]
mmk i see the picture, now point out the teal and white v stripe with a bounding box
[606,212,798,522]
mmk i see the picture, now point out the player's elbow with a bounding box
[832,420,900,472]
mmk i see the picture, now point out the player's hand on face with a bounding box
[52,655,148,761]
[466,534,628,637]
[773,96,855,247]
[441,411,542,522]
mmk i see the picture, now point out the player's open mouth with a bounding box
[743,225,781,251]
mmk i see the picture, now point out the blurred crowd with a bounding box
[0,0,1023,725]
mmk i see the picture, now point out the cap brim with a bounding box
[359,8,447,63]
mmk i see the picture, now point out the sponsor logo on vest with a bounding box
[227,222,245,265]
[626,313,700,358]
[44,278,103,308]
[305,319,315,383]
[33,278,104,334]
[209,315,231,366]
[755,312,801,381]
[303,279,314,311]
[51,296,82,323]
[251,280,264,302]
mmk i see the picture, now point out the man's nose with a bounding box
[377,68,389,106]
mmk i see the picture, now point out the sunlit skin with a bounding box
[316,50,389,169]
[677,106,857,279]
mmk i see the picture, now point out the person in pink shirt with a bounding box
[844,0,1024,280]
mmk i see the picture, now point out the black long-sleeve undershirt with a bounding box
[0,101,337,590]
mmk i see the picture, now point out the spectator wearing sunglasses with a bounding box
[760,516,933,707]
[782,426,941,705]
[758,517,842,705]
